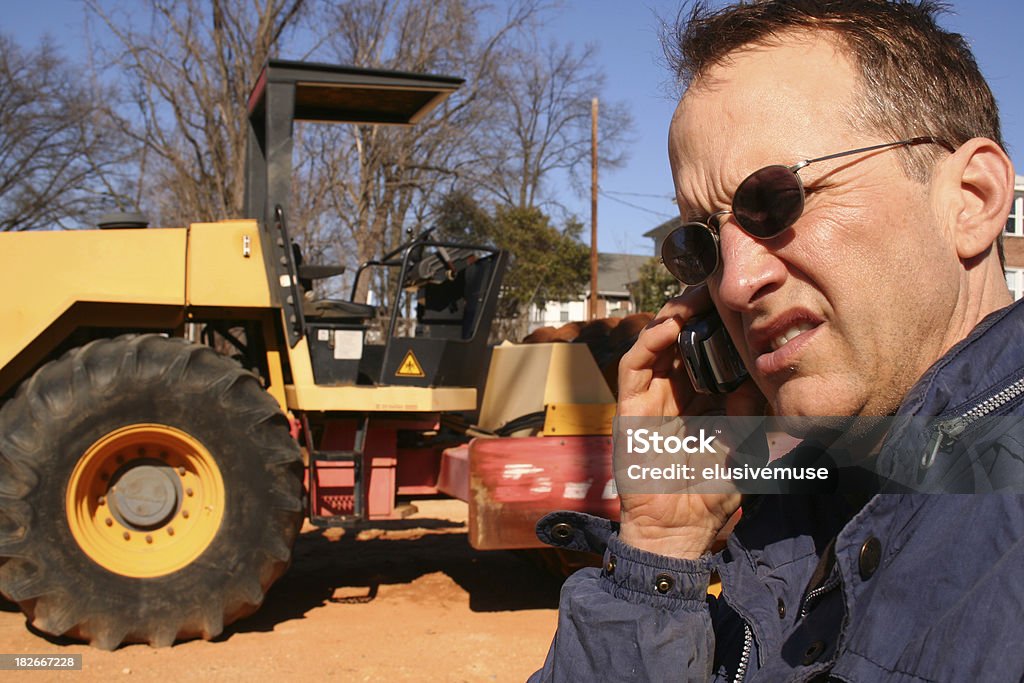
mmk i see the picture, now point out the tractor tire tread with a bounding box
[0,334,303,650]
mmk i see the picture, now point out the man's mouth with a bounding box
[748,312,824,375]
[770,321,819,352]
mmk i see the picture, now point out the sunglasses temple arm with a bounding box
[790,136,949,171]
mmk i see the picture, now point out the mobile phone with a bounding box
[678,310,748,394]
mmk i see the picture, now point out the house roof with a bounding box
[642,216,681,256]
[588,252,653,296]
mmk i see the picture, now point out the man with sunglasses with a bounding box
[531,1,1023,681]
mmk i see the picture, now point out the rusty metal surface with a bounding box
[468,435,618,550]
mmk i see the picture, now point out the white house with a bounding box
[527,252,650,332]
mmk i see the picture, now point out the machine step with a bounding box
[309,514,361,528]
[312,450,358,463]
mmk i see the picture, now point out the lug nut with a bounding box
[97,496,106,506]
[105,518,113,527]
[145,535,153,544]
[177,467,186,476]
[167,527,175,536]
[122,531,130,541]
[186,488,194,497]
[182,510,190,519]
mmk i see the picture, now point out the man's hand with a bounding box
[616,287,766,559]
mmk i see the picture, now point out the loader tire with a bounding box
[0,335,304,649]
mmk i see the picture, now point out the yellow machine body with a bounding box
[477,341,615,437]
[0,220,477,415]
[1,226,187,397]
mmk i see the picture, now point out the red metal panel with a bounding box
[312,420,398,519]
[312,460,397,519]
[395,446,442,495]
[468,435,619,550]
[308,419,449,519]
[438,444,469,502]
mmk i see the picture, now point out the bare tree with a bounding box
[436,36,634,336]
[86,0,306,226]
[0,34,131,232]
[293,0,546,305]
[79,0,630,341]
[469,38,634,211]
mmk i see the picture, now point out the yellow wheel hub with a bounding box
[66,424,225,578]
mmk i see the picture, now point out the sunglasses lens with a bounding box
[662,223,719,284]
[733,165,804,238]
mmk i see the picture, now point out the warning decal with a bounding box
[395,350,426,377]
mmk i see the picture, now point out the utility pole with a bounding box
[589,97,599,321]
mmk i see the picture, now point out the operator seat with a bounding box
[303,298,376,322]
[291,242,376,322]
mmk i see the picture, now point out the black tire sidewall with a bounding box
[0,336,303,638]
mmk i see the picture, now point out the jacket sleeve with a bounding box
[529,516,718,683]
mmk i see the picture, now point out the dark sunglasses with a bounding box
[661,136,953,285]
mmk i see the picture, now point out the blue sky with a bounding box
[7,1,1022,254]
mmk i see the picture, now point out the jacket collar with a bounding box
[897,298,1024,418]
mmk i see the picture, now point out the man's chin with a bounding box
[770,414,856,440]
[768,380,861,421]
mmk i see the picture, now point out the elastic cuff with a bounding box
[599,533,713,609]
[536,511,618,555]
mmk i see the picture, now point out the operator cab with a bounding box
[244,60,506,389]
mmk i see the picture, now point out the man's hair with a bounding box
[665,0,1004,182]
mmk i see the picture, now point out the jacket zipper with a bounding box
[799,572,841,618]
[733,622,752,683]
[726,365,1023,680]
[922,374,1024,468]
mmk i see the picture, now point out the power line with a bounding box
[602,189,676,200]
[598,190,675,218]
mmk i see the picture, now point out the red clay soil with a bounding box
[0,499,563,682]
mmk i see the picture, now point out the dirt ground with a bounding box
[0,499,567,682]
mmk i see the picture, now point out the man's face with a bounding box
[669,35,963,417]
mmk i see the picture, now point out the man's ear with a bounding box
[935,137,1015,261]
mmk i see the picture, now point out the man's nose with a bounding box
[714,217,788,310]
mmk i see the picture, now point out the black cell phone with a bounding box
[678,310,749,394]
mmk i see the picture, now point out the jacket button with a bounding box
[777,598,786,619]
[605,555,617,575]
[802,640,827,664]
[859,536,882,580]
[550,522,574,544]
[654,574,674,594]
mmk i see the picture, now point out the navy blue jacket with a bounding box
[531,299,1024,682]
